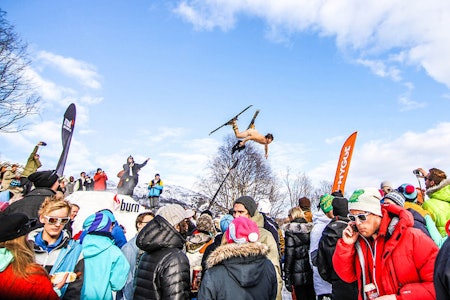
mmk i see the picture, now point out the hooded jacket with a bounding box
[29,228,84,300]
[134,215,190,300]
[309,209,332,296]
[197,242,277,300]
[333,204,439,300]
[81,233,129,299]
[283,218,314,287]
[424,178,450,237]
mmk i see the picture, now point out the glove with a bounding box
[285,281,293,292]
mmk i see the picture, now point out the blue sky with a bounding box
[1,1,450,197]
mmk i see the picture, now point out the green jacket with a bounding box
[22,145,42,177]
[423,178,450,237]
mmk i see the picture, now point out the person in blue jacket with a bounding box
[80,211,130,300]
[147,173,163,209]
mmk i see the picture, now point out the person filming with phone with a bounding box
[332,187,439,300]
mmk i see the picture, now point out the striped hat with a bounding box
[83,212,112,234]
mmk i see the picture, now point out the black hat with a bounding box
[0,213,38,242]
[234,196,257,217]
[28,170,59,188]
[332,196,349,218]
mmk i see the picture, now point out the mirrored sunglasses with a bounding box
[347,212,370,222]
[44,216,70,225]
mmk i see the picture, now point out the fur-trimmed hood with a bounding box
[426,178,450,202]
[282,219,314,234]
[206,242,269,269]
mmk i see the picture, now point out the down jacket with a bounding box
[198,242,277,300]
[134,215,190,300]
[333,204,439,300]
[283,218,314,287]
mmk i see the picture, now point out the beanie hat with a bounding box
[225,216,259,244]
[234,196,257,217]
[28,170,59,188]
[383,190,406,207]
[320,194,334,214]
[0,213,38,242]
[156,204,195,227]
[380,181,393,190]
[332,196,349,218]
[397,184,418,202]
[258,199,272,214]
[200,209,213,218]
[298,197,311,210]
[220,214,234,233]
[98,209,117,223]
[348,188,383,217]
[196,214,215,234]
[82,212,113,234]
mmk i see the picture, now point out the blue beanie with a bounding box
[83,212,113,234]
[220,214,234,233]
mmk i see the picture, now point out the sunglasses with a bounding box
[347,212,371,222]
[44,216,70,225]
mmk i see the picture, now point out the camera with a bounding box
[413,169,421,177]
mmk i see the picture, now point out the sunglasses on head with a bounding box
[44,216,70,225]
[347,212,370,222]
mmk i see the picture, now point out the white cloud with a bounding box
[37,51,102,89]
[174,0,450,88]
[325,135,345,144]
[398,82,426,111]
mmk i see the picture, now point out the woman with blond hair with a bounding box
[28,196,84,299]
[0,212,59,299]
[283,206,315,300]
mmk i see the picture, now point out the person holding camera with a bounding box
[415,167,450,238]
[93,168,108,191]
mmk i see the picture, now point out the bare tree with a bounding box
[198,135,283,216]
[311,180,333,209]
[282,167,315,208]
[0,9,40,133]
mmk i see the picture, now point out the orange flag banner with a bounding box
[332,131,357,194]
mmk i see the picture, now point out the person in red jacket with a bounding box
[93,168,108,191]
[332,187,439,300]
[0,213,59,300]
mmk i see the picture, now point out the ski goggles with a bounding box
[44,216,70,225]
[347,212,371,223]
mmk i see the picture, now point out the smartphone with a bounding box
[351,224,358,233]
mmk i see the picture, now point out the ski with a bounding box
[208,105,253,135]
[246,109,260,130]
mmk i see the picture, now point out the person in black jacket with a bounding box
[198,216,277,300]
[283,206,315,300]
[119,155,149,196]
[134,204,191,300]
[434,219,450,300]
[316,192,358,300]
[1,170,60,225]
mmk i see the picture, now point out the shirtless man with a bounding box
[229,119,273,159]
